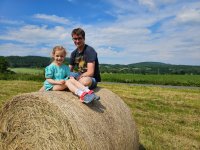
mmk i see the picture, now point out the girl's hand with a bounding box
[70,76,75,79]
[57,80,65,85]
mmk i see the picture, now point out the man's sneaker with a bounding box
[94,95,100,101]
[87,90,100,101]
[80,92,95,103]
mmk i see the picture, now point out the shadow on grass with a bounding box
[139,143,146,150]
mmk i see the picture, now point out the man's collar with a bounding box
[77,44,86,53]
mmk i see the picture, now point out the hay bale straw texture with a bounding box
[0,88,139,150]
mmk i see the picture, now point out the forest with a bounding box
[1,56,200,75]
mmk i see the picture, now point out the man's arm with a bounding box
[80,62,95,78]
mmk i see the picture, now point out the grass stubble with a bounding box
[100,83,200,150]
[0,80,199,150]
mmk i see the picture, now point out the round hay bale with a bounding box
[0,88,139,150]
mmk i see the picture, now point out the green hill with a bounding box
[5,56,70,68]
[100,62,200,74]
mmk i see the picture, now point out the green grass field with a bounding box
[0,80,199,150]
[9,68,44,74]
[101,73,200,87]
[100,83,200,150]
[4,68,200,87]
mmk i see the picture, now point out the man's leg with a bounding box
[70,72,97,89]
[78,77,92,87]
[89,78,97,89]
[70,72,81,80]
[65,79,95,103]
[79,77,97,89]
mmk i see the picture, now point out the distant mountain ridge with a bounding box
[3,56,200,74]
[5,56,69,68]
[129,62,170,66]
[100,62,200,74]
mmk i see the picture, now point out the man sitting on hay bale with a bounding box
[69,27,101,90]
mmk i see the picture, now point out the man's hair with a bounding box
[71,28,85,39]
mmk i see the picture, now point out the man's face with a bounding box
[72,34,85,49]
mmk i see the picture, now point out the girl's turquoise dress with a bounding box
[44,63,70,91]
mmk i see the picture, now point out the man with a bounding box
[69,28,101,89]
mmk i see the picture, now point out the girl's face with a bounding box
[53,50,65,66]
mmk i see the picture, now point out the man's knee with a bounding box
[79,77,92,86]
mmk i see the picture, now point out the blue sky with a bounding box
[0,0,200,65]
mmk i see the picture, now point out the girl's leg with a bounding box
[52,85,67,91]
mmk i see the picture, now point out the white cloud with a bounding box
[0,24,75,57]
[33,14,70,24]
[103,0,139,14]
[138,0,155,10]
[0,25,70,45]
[176,8,200,23]
[0,18,24,25]
[0,43,50,56]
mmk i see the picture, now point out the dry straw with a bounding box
[0,88,138,150]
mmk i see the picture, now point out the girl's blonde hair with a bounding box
[51,46,67,57]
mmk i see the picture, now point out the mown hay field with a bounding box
[0,80,200,150]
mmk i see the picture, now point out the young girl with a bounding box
[44,46,99,103]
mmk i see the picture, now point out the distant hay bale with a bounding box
[0,88,139,150]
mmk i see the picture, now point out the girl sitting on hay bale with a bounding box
[43,45,100,103]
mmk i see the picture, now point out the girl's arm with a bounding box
[46,78,65,85]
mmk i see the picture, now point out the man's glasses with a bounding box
[72,37,83,41]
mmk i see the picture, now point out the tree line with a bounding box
[0,56,200,75]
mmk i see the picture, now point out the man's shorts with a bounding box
[70,72,97,89]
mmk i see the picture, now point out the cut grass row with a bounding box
[0,80,199,150]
